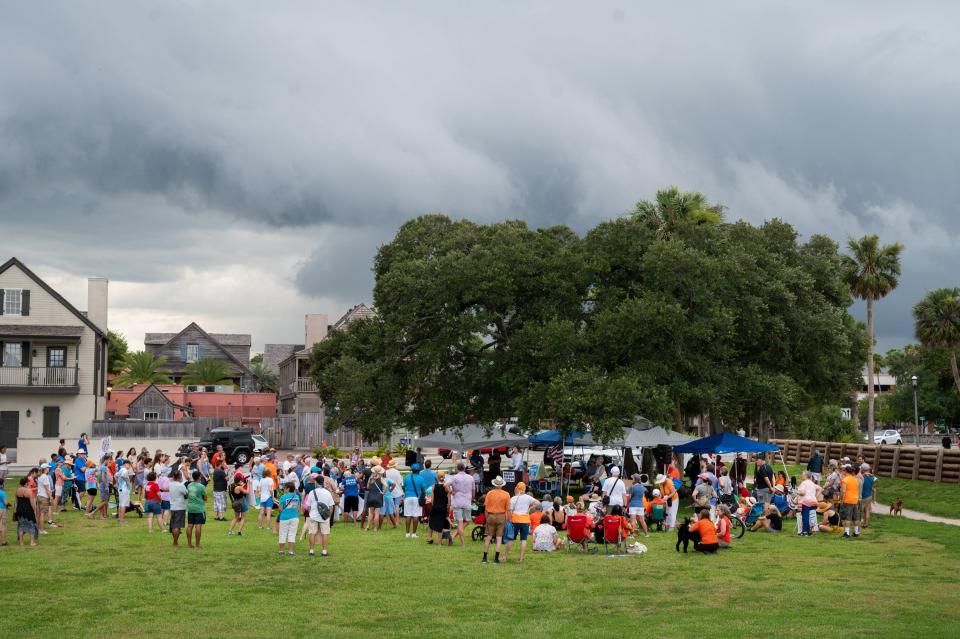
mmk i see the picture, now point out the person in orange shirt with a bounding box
[481,476,511,564]
[838,465,862,538]
[687,507,719,553]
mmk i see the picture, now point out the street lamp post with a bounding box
[911,375,920,446]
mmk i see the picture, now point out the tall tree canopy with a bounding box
[842,234,903,440]
[310,187,867,443]
[913,287,960,393]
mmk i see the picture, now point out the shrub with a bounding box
[787,405,862,443]
[312,446,345,459]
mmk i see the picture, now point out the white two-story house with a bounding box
[0,258,109,461]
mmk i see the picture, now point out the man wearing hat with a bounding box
[402,464,426,538]
[601,466,627,514]
[482,476,510,563]
[656,473,679,530]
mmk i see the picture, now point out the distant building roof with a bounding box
[0,325,85,338]
[145,332,251,346]
[332,303,376,330]
[264,343,303,374]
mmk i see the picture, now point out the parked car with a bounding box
[874,429,902,446]
[176,428,269,465]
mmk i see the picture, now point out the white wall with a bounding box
[0,395,98,441]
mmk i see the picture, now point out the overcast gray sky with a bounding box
[2,2,957,354]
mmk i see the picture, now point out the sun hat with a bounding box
[652,489,661,497]
[655,473,667,485]
[773,485,784,493]
[745,497,757,506]
[492,476,506,487]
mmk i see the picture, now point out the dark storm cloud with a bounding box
[1,1,959,350]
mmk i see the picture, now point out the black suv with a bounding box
[176,428,268,465]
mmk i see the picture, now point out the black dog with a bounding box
[675,517,701,553]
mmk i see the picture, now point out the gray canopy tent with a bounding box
[413,423,531,450]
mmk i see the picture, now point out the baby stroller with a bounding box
[470,502,486,541]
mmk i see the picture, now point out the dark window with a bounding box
[0,411,19,448]
[47,347,66,368]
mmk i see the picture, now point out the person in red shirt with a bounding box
[688,507,719,553]
[716,505,732,548]
[144,471,162,533]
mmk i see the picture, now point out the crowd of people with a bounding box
[0,437,881,558]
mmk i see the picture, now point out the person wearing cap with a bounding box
[693,472,718,519]
[753,457,774,504]
[859,463,877,529]
[402,463,426,538]
[601,466,627,514]
[838,465,861,538]
[482,476,511,564]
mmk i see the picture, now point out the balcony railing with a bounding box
[0,366,78,388]
[296,377,318,393]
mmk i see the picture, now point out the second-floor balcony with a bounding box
[0,366,80,393]
[296,377,317,393]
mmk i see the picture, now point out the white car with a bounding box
[874,429,902,445]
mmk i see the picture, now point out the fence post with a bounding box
[891,447,901,478]
[935,448,944,483]
[871,445,880,474]
[912,446,921,480]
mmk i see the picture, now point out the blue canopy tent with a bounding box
[527,430,591,446]
[673,432,779,455]
[673,432,791,486]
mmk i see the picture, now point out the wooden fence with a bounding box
[92,417,232,439]
[260,412,364,450]
[771,439,960,484]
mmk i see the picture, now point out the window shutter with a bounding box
[22,341,30,367]
[180,343,188,362]
[21,290,29,316]
[198,343,205,359]
[0,289,4,315]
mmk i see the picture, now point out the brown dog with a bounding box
[889,497,903,516]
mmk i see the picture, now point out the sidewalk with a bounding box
[872,501,960,527]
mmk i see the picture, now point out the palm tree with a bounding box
[182,358,234,386]
[249,357,278,392]
[913,287,960,393]
[632,186,724,231]
[112,351,172,387]
[842,234,903,440]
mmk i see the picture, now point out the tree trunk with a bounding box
[672,405,682,432]
[951,349,960,394]
[866,294,876,440]
[850,391,860,430]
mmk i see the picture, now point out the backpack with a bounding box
[308,489,331,521]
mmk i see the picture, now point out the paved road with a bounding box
[872,501,960,527]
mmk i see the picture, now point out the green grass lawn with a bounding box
[873,475,960,519]
[1,496,959,638]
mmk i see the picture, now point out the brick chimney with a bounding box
[304,313,328,349]
[87,277,108,333]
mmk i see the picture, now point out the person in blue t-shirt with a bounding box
[341,472,360,523]
[402,465,426,538]
[276,483,301,556]
[419,460,437,491]
[859,464,877,529]
[0,485,8,545]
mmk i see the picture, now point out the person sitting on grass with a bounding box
[716,505,732,548]
[687,506,719,553]
[532,517,563,552]
[817,500,841,533]
[750,503,783,533]
[771,485,793,517]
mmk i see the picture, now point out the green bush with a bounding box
[312,446,345,459]
[395,443,410,455]
[787,405,862,442]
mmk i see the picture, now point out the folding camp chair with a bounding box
[564,514,596,553]
[602,515,625,554]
